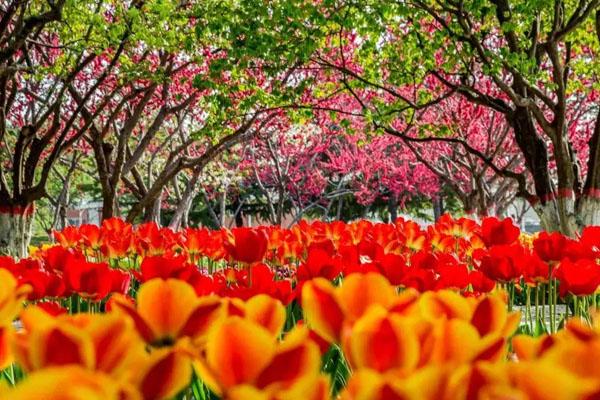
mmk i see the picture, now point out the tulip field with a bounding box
[0,216,598,399]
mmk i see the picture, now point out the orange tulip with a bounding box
[301,277,345,343]
[0,268,30,326]
[13,307,144,374]
[470,295,520,338]
[344,307,420,373]
[302,273,403,344]
[445,361,513,400]
[243,294,286,337]
[509,361,599,400]
[0,268,29,369]
[194,317,326,399]
[337,273,398,322]
[511,334,556,361]
[110,278,224,346]
[417,290,474,322]
[1,366,141,400]
[131,347,193,400]
[340,366,447,400]
[0,326,13,370]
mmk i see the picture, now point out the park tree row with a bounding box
[1,0,599,255]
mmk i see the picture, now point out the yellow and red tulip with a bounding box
[109,278,224,346]
[194,317,327,399]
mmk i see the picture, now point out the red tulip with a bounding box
[220,264,292,305]
[372,252,406,286]
[63,258,112,301]
[187,271,220,296]
[435,263,470,290]
[555,259,600,297]
[400,267,436,291]
[223,228,268,264]
[140,255,192,282]
[297,247,342,282]
[109,268,131,295]
[79,224,102,250]
[53,226,81,248]
[480,217,520,247]
[522,253,550,284]
[580,226,600,257]
[42,246,86,273]
[468,270,496,293]
[20,268,65,300]
[479,245,525,283]
[533,231,570,262]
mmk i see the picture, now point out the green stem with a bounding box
[535,285,540,324]
[526,285,532,332]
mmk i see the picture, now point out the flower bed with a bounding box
[1,215,600,399]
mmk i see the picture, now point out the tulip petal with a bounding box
[419,291,472,321]
[4,366,141,400]
[348,308,419,372]
[88,313,143,374]
[109,294,155,343]
[511,361,599,400]
[179,297,224,339]
[0,327,13,370]
[30,325,94,370]
[338,273,396,321]
[244,295,286,337]
[471,296,507,337]
[255,327,321,391]
[205,317,275,389]
[302,278,344,343]
[139,349,192,400]
[137,278,199,342]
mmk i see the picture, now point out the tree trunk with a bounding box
[218,191,227,228]
[388,194,398,223]
[579,105,600,227]
[234,206,244,227]
[143,193,162,224]
[336,196,344,221]
[101,188,117,220]
[433,196,444,221]
[232,198,245,227]
[578,195,600,226]
[508,108,572,234]
[0,204,34,258]
[201,190,221,229]
[169,171,201,230]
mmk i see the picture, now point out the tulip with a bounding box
[194,317,326,399]
[344,307,420,373]
[133,348,193,400]
[480,217,520,247]
[63,258,112,301]
[0,268,30,369]
[79,224,103,251]
[224,227,268,264]
[533,231,570,262]
[301,278,345,343]
[340,366,447,400]
[555,259,600,297]
[53,226,82,249]
[297,247,342,282]
[14,307,144,374]
[109,278,224,347]
[139,255,191,282]
[109,268,131,295]
[479,244,525,283]
[2,366,141,400]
